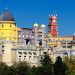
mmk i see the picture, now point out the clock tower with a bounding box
[48,15,58,37]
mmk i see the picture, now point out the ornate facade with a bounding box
[0,9,75,66]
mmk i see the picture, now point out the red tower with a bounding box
[48,15,58,37]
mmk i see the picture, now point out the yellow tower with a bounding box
[0,9,18,43]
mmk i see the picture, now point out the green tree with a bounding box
[54,56,68,75]
[13,62,30,75]
[63,56,75,75]
[0,62,9,75]
[31,66,38,75]
[40,54,52,66]
[7,66,16,75]
[37,54,53,75]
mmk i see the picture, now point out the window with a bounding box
[19,35,21,37]
[62,46,66,48]
[26,35,28,38]
[19,39,21,42]
[49,54,51,55]
[32,36,34,38]
[2,45,4,48]
[19,58,21,61]
[30,36,31,38]
[23,35,24,37]
[18,52,22,56]
[18,52,22,54]
[28,52,32,55]
[24,56,26,57]
[33,52,36,55]
[26,39,30,44]
[49,39,50,41]
[2,50,4,54]
[1,32,4,38]
[2,24,3,28]
[33,56,36,59]
[10,38,11,40]
[23,52,27,55]
[10,24,12,28]
[24,56,26,60]
[19,56,21,57]
[39,41,42,46]
[29,56,31,60]
[24,58,26,60]
[41,57,43,60]
[43,52,47,55]
[9,33,12,37]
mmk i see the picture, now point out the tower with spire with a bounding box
[0,8,18,43]
[48,15,58,37]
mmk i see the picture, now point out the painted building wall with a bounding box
[2,40,13,66]
[0,21,18,43]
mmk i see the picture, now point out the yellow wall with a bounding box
[0,21,18,64]
[53,37,73,41]
[47,41,61,47]
[47,33,73,48]
[0,21,18,43]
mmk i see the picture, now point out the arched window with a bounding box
[2,24,3,28]
[10,24,12,28]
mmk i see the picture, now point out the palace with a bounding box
[0,9,75,66]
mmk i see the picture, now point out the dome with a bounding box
[41,24,46,28]
[33,23,38,27]
[0,10,15,21]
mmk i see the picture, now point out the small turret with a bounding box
[41,24,46,28]
[33,23,38,27]
[33,23,39,47]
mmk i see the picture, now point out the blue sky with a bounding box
[0,0,75,36]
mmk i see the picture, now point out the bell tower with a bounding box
[48,15,58,37]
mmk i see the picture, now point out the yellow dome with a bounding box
[41,24,46,28]
[34,23,38,27]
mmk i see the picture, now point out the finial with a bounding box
[49,14,50,17]
[55,14,57,16]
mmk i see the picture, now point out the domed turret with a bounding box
[33,23,38,27]
[0,9,17,43]
[0,9,15,21]
[41,24,46,28]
